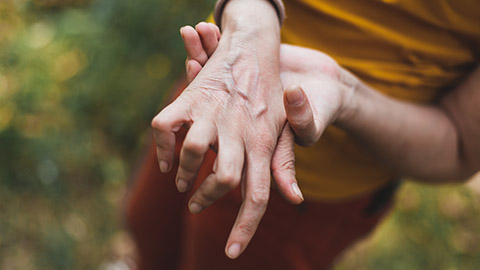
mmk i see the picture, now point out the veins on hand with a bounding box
[223,47,268,119]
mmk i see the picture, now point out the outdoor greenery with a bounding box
[0,0,215,269]
[0,0,479,269]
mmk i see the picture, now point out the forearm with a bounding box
[337,69,480,183]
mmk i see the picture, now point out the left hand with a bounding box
[278,44,355,146]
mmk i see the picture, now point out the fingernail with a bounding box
[159,160,169,173]
[285,86,304,106]
[291,182,304,201]
[227,243,242,259]
[177,179,189,192]
[189,202,203,214]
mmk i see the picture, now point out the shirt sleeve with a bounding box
[213,0,286,30]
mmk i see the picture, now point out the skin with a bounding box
[151,0,294,259]
[180,21,480,256]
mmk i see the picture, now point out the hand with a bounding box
[152,18,298,258]
[279,44,355,145]
[182,23,304,204]
[183,22,353,155]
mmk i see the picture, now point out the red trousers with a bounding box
[126,83,396,270]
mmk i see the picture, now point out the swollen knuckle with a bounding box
[151,115,169,131]
[215,171,239,189]
[249,189,269,207]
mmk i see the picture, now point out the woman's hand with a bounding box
[184,23,353,151]
[152,0,293,259]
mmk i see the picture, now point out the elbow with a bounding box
[407,162,479,184]
[458,163,480,184]
[439,163,480,184]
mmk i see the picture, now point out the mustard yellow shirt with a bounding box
[282,0,480,200]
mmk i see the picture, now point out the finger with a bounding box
[271,124,304,204]
[284,85,317,146]
[186,59,203,84]
[225,152,271,259]
[188,137,244,214]
[180,25,208,66]
[195,22,219,57]
[151,99,191,173]
[176,120,216,192]
[208,22,221,41]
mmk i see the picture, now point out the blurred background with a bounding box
[0,0,479,269]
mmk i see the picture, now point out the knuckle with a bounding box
[183,139,206,156]
[250,137,276,155]
[249,187,269,207]
[322,59,340,78]
[196,191,218,205]
[237,222,256,236]
[215,171,239,189]
[151,114,169,131]
[273,158,295,173]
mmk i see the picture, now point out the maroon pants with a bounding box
[126,83,395,270]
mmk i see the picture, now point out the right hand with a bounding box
[152,19,293,259]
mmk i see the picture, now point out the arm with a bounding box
[278,43,480,182]
[152,0,287,259]
[179,29,480,184]
[336,65,480,182]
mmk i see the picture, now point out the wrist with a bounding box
[222,0,281,36]
[335,70,362,128]
[215,0,285,30]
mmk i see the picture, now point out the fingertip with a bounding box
[195,21,209,32]
[195,21,219,57]
[179,25,192,39]
[189,202,203,214]
[291,182,304,202]
[273,176,304,205]
[208,22,221,40]
[180,25,196,42]
[284,85,305,106]
[159,160,170,173]
[176,178,190,193]
[283,85,317,146]
[226,243,242,259]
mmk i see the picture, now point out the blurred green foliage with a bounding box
[1,0,480,270]
[0,0,214,269]
[334,181,480,270]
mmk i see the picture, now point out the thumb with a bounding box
[271,124,304,205]
[284,85,317,146]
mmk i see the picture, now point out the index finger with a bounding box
[151,98,191,173]
[224,152,271,259]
